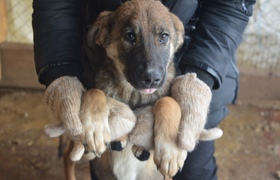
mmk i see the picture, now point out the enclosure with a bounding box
[0,0,280,179]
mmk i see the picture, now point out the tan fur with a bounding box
[153,97,187,178]
[80,89,110,156]
[65,0,185,179]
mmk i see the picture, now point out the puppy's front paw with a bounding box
[154,138,187,179]
[153,97,186,178]
[80,89,110,157]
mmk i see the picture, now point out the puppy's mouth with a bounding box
[138,88,158,94]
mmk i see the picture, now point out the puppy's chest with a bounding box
[110,143,146,180]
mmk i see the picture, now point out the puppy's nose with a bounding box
[142,72,162,87]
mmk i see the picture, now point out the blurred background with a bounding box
[0,0,279,179]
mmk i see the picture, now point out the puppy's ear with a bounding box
[170,13,185,52]
[87,11,112,48]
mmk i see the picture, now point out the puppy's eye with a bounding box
[124,32,136,43]
[159,33,169,44]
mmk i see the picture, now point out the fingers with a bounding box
[63,113,83,136]
[70,141,85,161]
[44,123,65,137]
[199,128,223,141]
[45,76,85,137]
[107,97,136,140]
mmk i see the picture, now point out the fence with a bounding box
[4,0,280,71]
[237,0,280,71]
[5,0,33,43]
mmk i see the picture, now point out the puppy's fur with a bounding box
[64,0,186,179]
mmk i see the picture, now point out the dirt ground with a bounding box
[0,69,280,180]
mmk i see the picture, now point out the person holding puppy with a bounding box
[32,0,256,179]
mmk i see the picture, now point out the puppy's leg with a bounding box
[129,106,155,161]
[64,140,76,180]
[80,89,110,157]
[107,97,137,150]
[153,97,187,179]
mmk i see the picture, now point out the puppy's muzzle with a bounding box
[142,71,162,87]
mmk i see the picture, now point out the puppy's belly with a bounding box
[111,143,146,180]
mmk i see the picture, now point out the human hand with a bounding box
[171,73,223,152]
[44,76,85,160]
[45,87,137,161]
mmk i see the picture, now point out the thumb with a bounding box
[70,141,85,161]
[199,128,223,141]
[63,113,83,136]
[107,97,137,140]
[46,76,85,137]
[44,123,65,138]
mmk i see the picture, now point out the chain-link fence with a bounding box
[5,0,280,71]
[237,0,280,71]
[6,0,33,43]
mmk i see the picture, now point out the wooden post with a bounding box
[0,0,7,80]
[0,0,7,42]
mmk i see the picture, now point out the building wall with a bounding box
[237,0,280,71]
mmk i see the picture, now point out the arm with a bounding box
[179,0,256,89]
[32,0,83,86]
[32,0,86,159]
[171,0,256,151]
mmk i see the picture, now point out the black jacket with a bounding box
[32,0,255,125]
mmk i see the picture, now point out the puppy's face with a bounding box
[87,0,184,94]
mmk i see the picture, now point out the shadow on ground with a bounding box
[0,68,279,180]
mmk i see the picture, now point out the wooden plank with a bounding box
[0,0,7,42]
[0,0,8,80]
[0,42,44,89]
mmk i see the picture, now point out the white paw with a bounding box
[81,112,111,157]
[80,89,111,157]
[154,137,187,178]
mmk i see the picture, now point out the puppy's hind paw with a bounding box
[110,136,128,151]
[131,145,150,161]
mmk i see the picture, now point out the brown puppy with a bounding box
[65,0,185,179]
[81,0,185,179]
[44,1,223,179]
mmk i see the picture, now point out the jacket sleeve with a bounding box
[178,0,256,89]
[32,0,84,86]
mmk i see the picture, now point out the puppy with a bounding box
[78,0,185,179]
[44,0,222,179]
